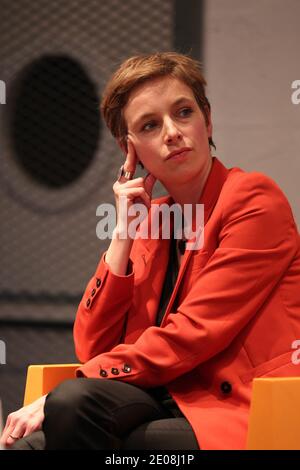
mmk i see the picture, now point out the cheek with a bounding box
[135,142,150,160]
[135,140,159,164]
[192,121,209,145]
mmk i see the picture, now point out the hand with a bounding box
[113,137,156,235]
[0,395,46,448]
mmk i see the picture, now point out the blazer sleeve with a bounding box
[76,173,299,386]
[73,253,134,362]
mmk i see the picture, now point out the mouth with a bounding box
[166,147,192,161]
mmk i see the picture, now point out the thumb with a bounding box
[144,173,156,197]
[6,436,16,447]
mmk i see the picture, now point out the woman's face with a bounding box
[123,76,212,185]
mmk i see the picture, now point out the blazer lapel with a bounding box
[159,157,230,326]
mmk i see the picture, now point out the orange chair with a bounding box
[23,365,300,450]
[246,377,300,450]
[23,364,81,406]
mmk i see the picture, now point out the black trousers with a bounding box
[12,378,199,450]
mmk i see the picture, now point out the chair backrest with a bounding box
[247,377,300,450]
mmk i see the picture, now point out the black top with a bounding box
[155,235,179,327]
[149,236,183,414]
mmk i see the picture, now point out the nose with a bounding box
[163,118,182,144]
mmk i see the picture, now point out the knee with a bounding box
[44,378,88,423]
[43,378,92,447]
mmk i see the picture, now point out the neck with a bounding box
[165,156,213,209]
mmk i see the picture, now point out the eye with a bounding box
[141,120,157,132]
[179,107,193,117]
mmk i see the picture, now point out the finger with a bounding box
[6,424,24,441]
[4,421,26,446]
[134,192,151,209]
[115,177,144,189]
[133,196,151,210]
[1,420,15,444]
[6,436,18,447]
[119,188,151,209]
[1,414,11,436]
[123,137,137,174]
[119,186,150,202]
[144,173,157,197]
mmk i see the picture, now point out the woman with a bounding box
[1,52,300,450]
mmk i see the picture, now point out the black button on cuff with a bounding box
[220,381,232,394]
[100,369,108,377]
[111,368,120,375]
[86,298,91,307]
[96,278,101,288]
[91,288,96,296]
[122,364,131,373]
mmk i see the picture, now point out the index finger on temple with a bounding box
[123,137,137,175]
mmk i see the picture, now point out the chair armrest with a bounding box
[246,377,300,450]
[23,364,81,406]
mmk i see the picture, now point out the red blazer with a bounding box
[74,157,300,450]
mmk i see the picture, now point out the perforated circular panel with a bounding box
[11,55,101,188]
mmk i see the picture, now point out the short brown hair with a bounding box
[101,51,215,150]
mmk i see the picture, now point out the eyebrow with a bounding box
[131,96,194,129]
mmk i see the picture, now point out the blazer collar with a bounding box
[197,156,230,225]
[141,156,229,252]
